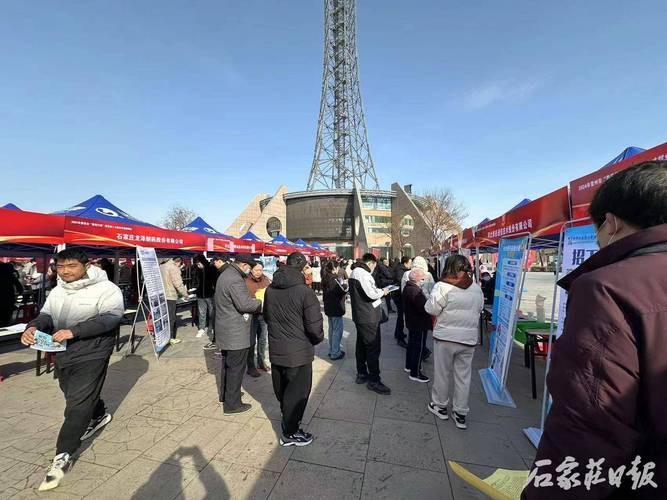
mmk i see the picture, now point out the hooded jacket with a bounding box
[264,266,324,367]
[401,256,435,297]
[425,272,483,345]
[214,263,262,351]
[373,261,394,289]
[349,262,385,325]
[523,224,667,500]
[160,259,188,300]
[27,265,124,366]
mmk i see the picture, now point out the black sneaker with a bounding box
[428,402,448,421]
[355,374,368,384]
[367,380,391,395]
[397,339,408,349]
[280,429,314,447]
[223,403,252,414]
[203,342,217,350]
[81,413,112,441]
[453,411,467,429]
[409,373,430,383]
[403,368,410,373]
[330,351,346,360]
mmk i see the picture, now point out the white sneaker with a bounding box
[38,453,71,491]
[196,329,206,338]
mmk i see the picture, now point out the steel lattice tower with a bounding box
[307,0,379,191]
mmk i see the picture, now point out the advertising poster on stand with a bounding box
[480,235,529,407]
[136,246,171,354]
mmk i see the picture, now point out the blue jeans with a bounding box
[248,315,268,369]
[328,316,344,357]
[197,298,215,340]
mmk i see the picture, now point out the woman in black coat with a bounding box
[322,261,347,360]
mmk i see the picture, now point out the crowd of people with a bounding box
[11,161,667,496]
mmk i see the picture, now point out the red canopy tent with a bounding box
[0,208,65,247]
[570,141,667,220]
[460,186,570,249]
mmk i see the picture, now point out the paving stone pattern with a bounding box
[0,291,547,499]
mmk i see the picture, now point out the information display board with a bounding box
[136,246,170,354]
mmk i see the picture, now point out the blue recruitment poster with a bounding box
[260,256,278,280]
[556,224,599,338]
[491,238,527,325]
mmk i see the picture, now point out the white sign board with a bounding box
[136,247,170,353]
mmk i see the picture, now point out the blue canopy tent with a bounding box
[603,146,645,167]
[271,234,293,245]
[54,194,156,227]
[240,231,264,242]
[294,239,314,248]
[2,203,20,210]
[182,216,229,237]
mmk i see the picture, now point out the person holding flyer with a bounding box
[20,249,124,491]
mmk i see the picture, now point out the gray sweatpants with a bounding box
[431,340,475,415]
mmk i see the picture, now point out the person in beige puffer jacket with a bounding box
[160,257,189,344]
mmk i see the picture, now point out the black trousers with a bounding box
[219,348,248,410]
[272,363,312,436]
[167,300,178,339]
[355,322,382,382]
[55,356,110,455]
[406,328,427,376]
[384,294,394,312]
[392,290,405,341]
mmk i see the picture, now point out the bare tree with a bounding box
[161,205,197,230]
[419,188,467,253]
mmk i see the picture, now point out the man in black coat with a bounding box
[374,257,395,313]
[264,252,324,447]
[391,256,412,347]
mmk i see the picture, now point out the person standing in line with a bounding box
[245,261,271,377]
[349,253,392,395]
[401,256,435,297]
[215,253,262,414]
[0,262,22,327]
[374,257,395,313]
[402,268,431,383]
[322,260,347,360]
[310,260,322,295]
[159,257,189,345]
[391,256,412,348]
[425,255,483,429]
[194,254,216,340]
[523,161,667,499]
[264,252,324,446]
[20,249,124,491]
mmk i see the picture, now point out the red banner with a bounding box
[206,237,264,254]
[570,142,667,219]
[465,186,569,248]
[0,208,65,245]
[64,217,205,251]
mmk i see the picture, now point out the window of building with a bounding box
[402,244,414,258]
[361,196,392,211]
[400,215,415,237]
[266,217,282,238]
[364,215,392,225]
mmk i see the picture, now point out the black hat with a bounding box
[286,252,308,270]
[234,253,259,267]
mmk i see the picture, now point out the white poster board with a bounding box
[136,247,171,354]
[556,224,599,338]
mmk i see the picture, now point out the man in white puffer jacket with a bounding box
[21,249,124,492]
[425,254,483,430]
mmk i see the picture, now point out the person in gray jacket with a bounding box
[215,253,262,414]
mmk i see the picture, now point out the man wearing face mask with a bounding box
[214,253,262,414]
[523,161,667,499]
